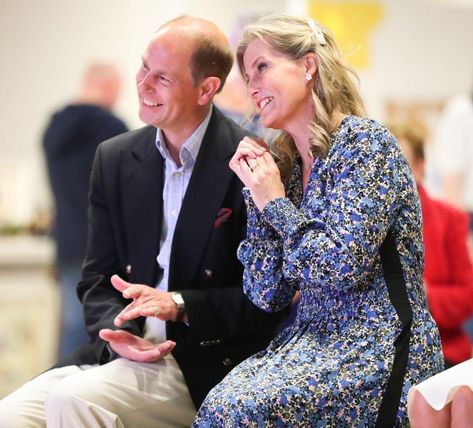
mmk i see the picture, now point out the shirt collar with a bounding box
[154,105,213,168]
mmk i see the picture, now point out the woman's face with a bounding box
[243,38,315,132]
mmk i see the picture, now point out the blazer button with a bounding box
[204,269,213,278]
[222,357,233,366]
[200,341,208,347]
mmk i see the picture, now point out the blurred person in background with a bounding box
[390,123,473,368]
[434,87,473,230]
[215,12,265,137]
[43,62,128,358]
[433,85,473,344]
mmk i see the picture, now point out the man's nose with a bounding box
[138,72,153,90]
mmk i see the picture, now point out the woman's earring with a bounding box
[306,73,312,81]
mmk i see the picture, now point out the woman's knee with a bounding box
[409,390,451,428]
[451,386,473,427]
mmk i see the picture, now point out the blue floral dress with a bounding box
[193,116,443,427]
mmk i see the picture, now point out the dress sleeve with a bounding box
[237,188,297,312]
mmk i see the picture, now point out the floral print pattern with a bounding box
[193,116,443,427]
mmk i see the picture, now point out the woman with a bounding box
[193,14,443,426]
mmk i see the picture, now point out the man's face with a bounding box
[136,29,201,133]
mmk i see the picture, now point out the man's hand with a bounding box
[99,329,175,363]
[111,275,178,326]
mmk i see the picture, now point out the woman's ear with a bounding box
[304,53,318,80]
[197,76,221,106]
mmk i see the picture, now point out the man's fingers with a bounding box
[99,328,129,342]
[110,275,130,293]
[156,340,176,355]
[126,340,176,363]
[121,285,144,299]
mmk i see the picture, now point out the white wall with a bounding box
[0,0,472,225]
[360,0,473,119]
[0,0,283,225]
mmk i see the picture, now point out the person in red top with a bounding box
[390,123,473,367]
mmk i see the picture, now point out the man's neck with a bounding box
[161,106,211,167]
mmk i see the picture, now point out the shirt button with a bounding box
[222,357,233,366]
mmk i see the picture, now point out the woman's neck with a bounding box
[291,111,348,169]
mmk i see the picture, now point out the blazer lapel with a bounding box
[121,126,164,285]
[168,109,237,290]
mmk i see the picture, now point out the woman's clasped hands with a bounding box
[229,136,285,211]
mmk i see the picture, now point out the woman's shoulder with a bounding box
[337,115,393,142]
[331,115,397,156]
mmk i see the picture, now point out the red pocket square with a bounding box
[214,208,232,228]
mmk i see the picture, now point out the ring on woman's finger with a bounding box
[249,161,260,172]
[152,306,160,317]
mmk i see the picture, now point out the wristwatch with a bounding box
[171,292,186,322]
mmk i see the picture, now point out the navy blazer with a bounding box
[63,107,285,408]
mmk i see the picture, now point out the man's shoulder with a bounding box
[211,107,252,139]
[98,125,156,152]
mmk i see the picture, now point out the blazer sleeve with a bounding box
[78,143,142,364]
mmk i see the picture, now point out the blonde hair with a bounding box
[236,14,365,182]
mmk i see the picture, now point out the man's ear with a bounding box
[197,76,221,105]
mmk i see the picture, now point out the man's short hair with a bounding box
[189,34,233,93]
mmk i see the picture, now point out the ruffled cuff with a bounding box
[261,197,309,240]
[242,187,276,240]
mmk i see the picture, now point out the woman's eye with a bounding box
[257,63,267,73]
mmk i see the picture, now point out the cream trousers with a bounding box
[0,355,196,428]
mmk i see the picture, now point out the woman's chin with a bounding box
[261,115,277,129]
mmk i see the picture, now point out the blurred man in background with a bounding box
[43,62,128,358]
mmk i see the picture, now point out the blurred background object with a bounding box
[389,122,473,368]
[42,61,128,358]
[215,12,266,136]
[1,0,473,398]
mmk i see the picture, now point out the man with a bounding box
[0,16,283,427]
[43,62,128,358]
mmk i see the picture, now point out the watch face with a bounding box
[173,292,185,305]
